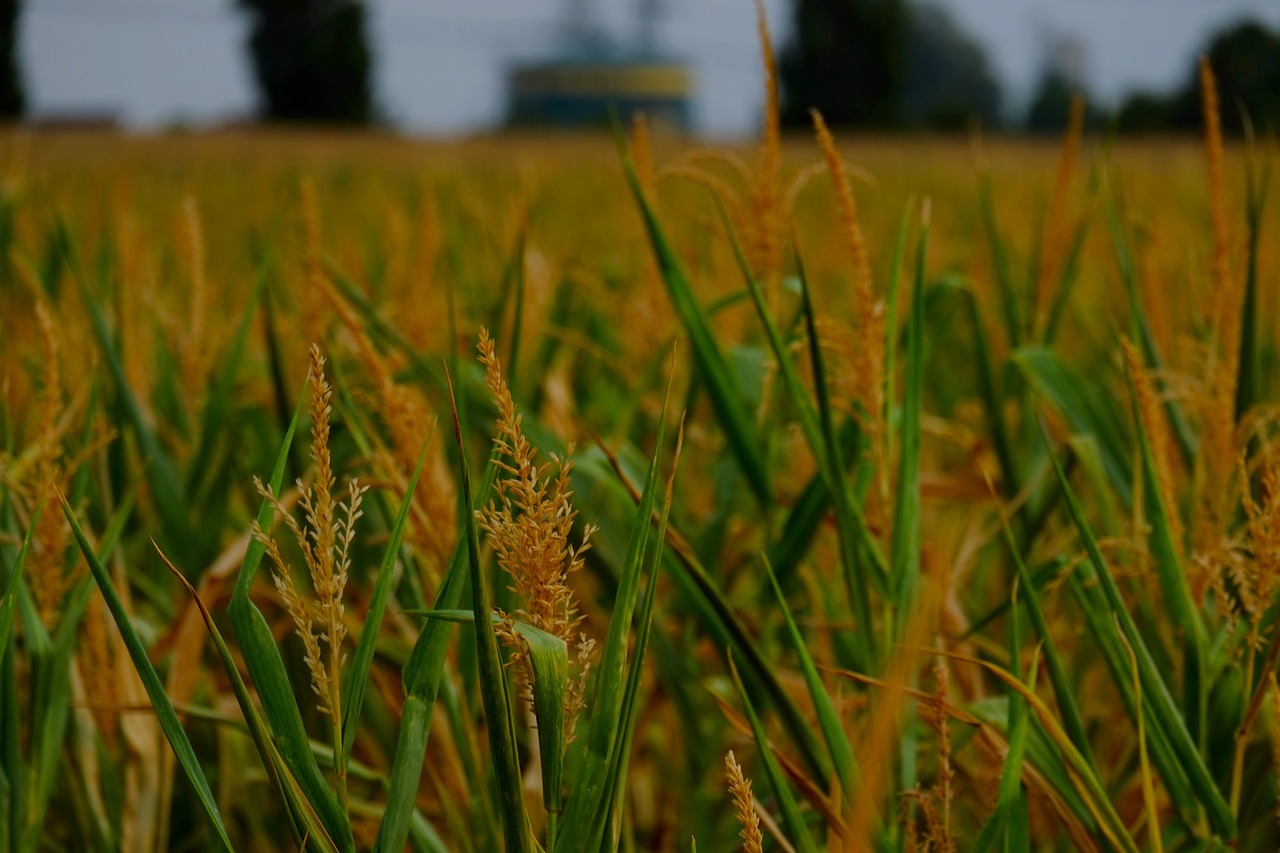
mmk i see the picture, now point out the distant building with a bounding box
[507,57,692,130]
[505,0,693,130]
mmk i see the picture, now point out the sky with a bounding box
[24,0,1280,137]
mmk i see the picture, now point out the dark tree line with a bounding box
[0,0,23,118]
[237,0,375,125]
[1117,20,1280,134]
[0,0,375,124]
[780,0,1001,130]
[780,1,1280,135]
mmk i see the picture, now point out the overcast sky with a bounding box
[24,0,1280,136]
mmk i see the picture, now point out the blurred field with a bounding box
[1,99,1279,853]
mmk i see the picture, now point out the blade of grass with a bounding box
[74,272,195,558]
[971,586,1035,853]
[793,241,881,666]
[61,497,235,853]
[983,471,1094,769]
[494,220,528,394]
[766,417,861,589]
[713,219,887,662]
[1042,217,1091,345]
[1122,346,1208,750]
[728,653,818,853]
[1118,616,1165,853]
[0,504,36,663]
[0,507,36,848]
[888,213,933,838]
[600,416,683,849]
[2,639,16,852]
[226,394,354,851]
[1040,419,1234,837]
[447,373,530,853]
[891,201,928,629]
[373,461,498,853]
[762,555,859,805]
[408,608,570,838]
[976,165,1022,346]
[930,646,1140,853]
[955,283,1020,502]
[614,125,770,507]
[187,274,262,497]
[158,547,340,852]
[881,203,912,475]
[1236,112,1271,419]
[1014,347,1133,506]
[555,361,670,853]
[585,436,832,785]
[340,438,430,764]
[1062,565,1201,833]
[1100,181,1197,465]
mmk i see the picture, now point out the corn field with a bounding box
[1,20,1279,853]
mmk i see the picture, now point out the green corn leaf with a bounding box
[891,208,927,626]
[971,593,1035,853]
[998,523,1093,770]
[615,128,770,507]
[1064,567,1202,834]
[61,498,235,853]
[719,196,881,664]
[1,649,16,852]
[448,378,530,853]
[945,649,1138,853]
[161,550,340,852]
[953,282,1020,500]
[340,438,431,764]
[0,508,38,852]
[0,504,36,664]
[766,417,861,588]
[762,556,859,805]
[600,430,682,849]
[555,377,668,853]
[1042,216,1091,345]
[881,204,912,471]
[576,443,832,786]
[226,395,354,852]
[409,609,569,836]
[1101,184,1197,465]
[1237,118,1271,419]
[75,274,195,558]
[794,244,883,665]
[728,653,818,853]
[13,484,137,852]
[977,169,1022,346]
[187,275,262,498]
[408,810,451,853]
[374,460,498,853]
[1014,347,1132,506]
[1041,420,1234,838]
[1123,352,1208,750]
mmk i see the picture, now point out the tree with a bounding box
[1026,69,1077,133]
[780,0,1001,130]
[1115,90,1174,133]
[1116,19,1280,134]
[1023,31,1103,133]
[901,3,1001,129]
[779,0,909,127]
[0,0,24,118]
[238,0,374,124]
[1174,20,1280,132]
